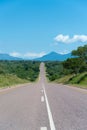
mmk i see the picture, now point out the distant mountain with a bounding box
[0,54,22,60]
[0,52,73,61]
[35,52,73,61]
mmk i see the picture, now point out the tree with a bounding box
[72,45,87,61]
[63,58,86,74]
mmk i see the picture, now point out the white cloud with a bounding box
[55,34,69,43]
[10,52,22,57]
[24,52,46,58]
[58,50,70,54]
[54,34,87,43]
[9,52,46,59]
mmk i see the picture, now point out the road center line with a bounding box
[41,96,44,102]
[42,84,56,130]
[40,127,47,130]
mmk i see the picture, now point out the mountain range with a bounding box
[35,52,73,61]
[0,54,22,60]
[0,52,73,61]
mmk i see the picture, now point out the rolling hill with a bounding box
[0,52,73,61]
[0,54,22,60]
[35,52,73,61]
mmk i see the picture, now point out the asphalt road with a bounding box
[0,63,87,130]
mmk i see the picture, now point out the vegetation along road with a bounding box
[0,63,87,130]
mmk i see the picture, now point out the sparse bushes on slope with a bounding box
[45,45,87,87]
[45,61,63,81]
[63,58,87,74]
[0,61,40,87]
[0,74,28,88]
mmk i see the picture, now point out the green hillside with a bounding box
[55,73,87,89]
[45,44,87,89]
[0,61,40,88]
[0,74,28,88]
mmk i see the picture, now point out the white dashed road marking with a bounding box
[40,127,47,130]
[41,96,44,102]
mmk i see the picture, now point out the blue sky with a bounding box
[0,0,87,58]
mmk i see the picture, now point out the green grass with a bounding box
[72,73,87,89]
[55,75,73,84]
[68,72,87,84]
[55,72,87,89]
[0,74,29,88]
[80,76,87,85]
